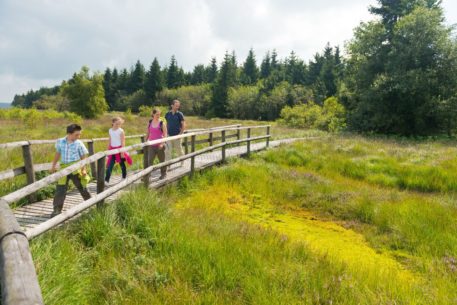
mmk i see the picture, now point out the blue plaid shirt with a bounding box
[55,137,89,164]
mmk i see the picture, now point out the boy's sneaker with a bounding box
[104,181,110,188]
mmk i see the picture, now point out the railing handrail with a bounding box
[0,124,244,182]
[0,124,243,149]
[1,125,270,205]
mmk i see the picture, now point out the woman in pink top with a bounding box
[146,108,168,179]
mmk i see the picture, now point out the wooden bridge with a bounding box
[0,124,301,305]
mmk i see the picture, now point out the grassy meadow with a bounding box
[26,134,457,304]
[2,109,457,303]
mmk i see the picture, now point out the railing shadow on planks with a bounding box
[0,124,271,305]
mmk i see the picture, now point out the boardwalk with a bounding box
[13,138,296,234]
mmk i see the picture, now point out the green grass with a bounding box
[29,136,457,304]
[263,135,457,193]
[32,188,368,305]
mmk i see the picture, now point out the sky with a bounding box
[0,0,456,103]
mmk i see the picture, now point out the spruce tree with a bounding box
[260,51,271,79]
[128,60,146,94]
[206,57,218,83]
[241,48,259,85]
[211,52,237,117]
[167,55,180,88]
[145,58,163,101]
[191,64,206,85]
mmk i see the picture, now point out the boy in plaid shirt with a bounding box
[50,124,91,216]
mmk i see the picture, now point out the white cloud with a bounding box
[0,73,61,103]
[0,0,456,102]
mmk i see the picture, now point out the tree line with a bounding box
[11,0,457,136]
[12,46,343,119]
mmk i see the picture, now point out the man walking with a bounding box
[165,99,186,166]
[50,124,91,217]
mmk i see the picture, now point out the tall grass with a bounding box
[32,188,376,305]
[262,136,457,193]
[30,137,457,304]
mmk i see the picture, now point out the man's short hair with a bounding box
[171,99,180,105]
[67,124,82,134]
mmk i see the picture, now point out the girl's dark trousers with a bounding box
[105,156,127,182]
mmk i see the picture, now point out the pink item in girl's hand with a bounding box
[106,145,133,166]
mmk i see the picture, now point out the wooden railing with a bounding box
[0,124,242,182]
[0,124,242,203]
[0,124,271,305]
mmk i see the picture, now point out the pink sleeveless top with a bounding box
[148,120,163,147]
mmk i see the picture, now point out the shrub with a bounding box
[157,85,212,116]
[227,86,259,119]
[138,105,168,118]
[227,82,314,121]
[33,94,70,111]
[125,90,149,112]
[0,108,83,125]
[138,105,153,117]
[279,97,346,132]
[63,112,83,124]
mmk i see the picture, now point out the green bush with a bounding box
[63,111,83,124]
[227,82,314,121]
[279,97,346,132]
[227,85,259,119]
[33,94,70,111]
[138,105,153,117]
[138,105,169,117]
[157,85,212,116]
[0,108,82,125]
[119,90,149,113]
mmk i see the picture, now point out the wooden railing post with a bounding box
[140,136,146,165]
[266,126,270,148]
[96,156,106,208]
[236,126,241,146]
[190,135,196,176]
[88,140,97,178]
[22,142,36,203]
[247,128,251,157]
[184,136,189,155]
[221,130,226,163]
[0,200,44,305]
[209,132,213,146]
[143,145,151,187]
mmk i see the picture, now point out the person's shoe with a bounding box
[104,181,110,188]
[51,208,62,217]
